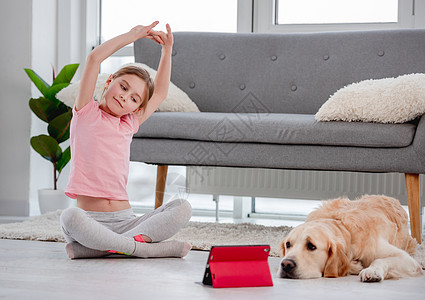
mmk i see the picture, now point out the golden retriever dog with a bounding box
[278,195,423,282]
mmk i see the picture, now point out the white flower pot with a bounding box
[38,189,71,214]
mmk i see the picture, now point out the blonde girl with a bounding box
[60,22,192,259]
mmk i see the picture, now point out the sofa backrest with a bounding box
[134,30,425,114]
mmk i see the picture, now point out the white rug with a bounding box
[1,210,425,265]
[0,210,291,257]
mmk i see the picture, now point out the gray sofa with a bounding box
[131,30,425,243]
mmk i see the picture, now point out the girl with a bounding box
[60,22,192,259]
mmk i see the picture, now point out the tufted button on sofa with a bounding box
[132,30,425,243]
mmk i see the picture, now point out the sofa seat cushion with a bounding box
[135,112,416,148]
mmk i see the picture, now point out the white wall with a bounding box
[0,0,92,216]
[0,0,33,216]
[28,0,94,215]
[0,0,59,216]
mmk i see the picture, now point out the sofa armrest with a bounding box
[412,115,425,170]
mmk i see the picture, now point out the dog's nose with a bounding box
[281,258,297,273]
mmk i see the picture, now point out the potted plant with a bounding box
[25,64,79,213]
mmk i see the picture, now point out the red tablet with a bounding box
[202,245,274,288]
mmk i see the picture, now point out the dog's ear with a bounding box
[280,239,286,256]
[323,240,350,278]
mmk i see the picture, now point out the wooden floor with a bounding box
[1,239,425,299]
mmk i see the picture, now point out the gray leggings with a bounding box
[60,199,192,253]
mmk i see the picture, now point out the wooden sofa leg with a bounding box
[155,165,168,209]
[405,173,422,244]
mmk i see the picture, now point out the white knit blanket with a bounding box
[1,210,424,265]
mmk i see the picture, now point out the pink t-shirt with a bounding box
[65,99,139,200]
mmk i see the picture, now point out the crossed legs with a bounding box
[60,199,192,259]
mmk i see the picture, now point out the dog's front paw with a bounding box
[359,267,384,282]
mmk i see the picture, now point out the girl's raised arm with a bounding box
[137,24,173,125]
[75,21,160,111]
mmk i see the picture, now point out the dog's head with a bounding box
[277,220,351,279]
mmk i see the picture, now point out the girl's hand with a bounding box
[130,21,159,40]
[148,24,173,51]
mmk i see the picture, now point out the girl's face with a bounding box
[100,74,147,117]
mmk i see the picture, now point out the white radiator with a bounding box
[186,167,424,206]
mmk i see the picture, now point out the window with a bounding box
[100,0,238,74]
[93,0,423,218]
[101,0,238,40]
[255,0,416,33]
[276,0,398,25]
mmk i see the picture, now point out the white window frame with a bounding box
[81,0,425,67]
[96,0,254,60]
[56,0,99,80]
[254,0,425,33]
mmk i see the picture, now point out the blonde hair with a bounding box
[111,65,155,111]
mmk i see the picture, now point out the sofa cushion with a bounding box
[135,112,416,148]
[56,64,200,113]
[315,73,425,123]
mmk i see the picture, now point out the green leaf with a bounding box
[25,66,78,103]
[52,64,79,85]
[24,69,51,98]
[58,101,72,112]
[30,135,62,163]
[29,97,69,123]
[29,97,56,123]
[48,111,72,143]
[46,83,71,103]
[57,146,71,174]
